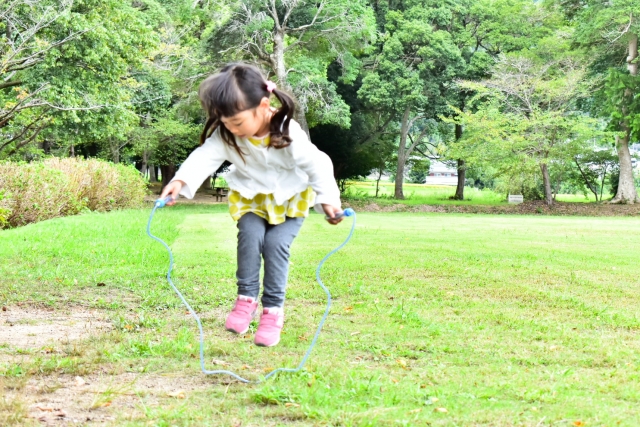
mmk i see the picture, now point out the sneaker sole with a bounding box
[226,326,249,335]
[255,337,280,347]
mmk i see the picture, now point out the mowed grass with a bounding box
[345,182,507,206]
[343,182,612,206]
[1,205,640,426]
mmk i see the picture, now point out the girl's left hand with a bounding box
[322,204,344,225]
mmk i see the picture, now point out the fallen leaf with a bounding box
[54,410,67,418]
[434,407,448,413]
[74,376,86,387]
[430,397,439,403]
[1,306,6,311]
[391,378,399,384]
[285,402,300,408]
[100,401,112,407]
[396,359,407,367]
[350,331,361,336]
[573,422,584,427]
[36,406,54,412]
[167,391,186,399]
[409,408,422,414]
[212,359,230,366]
[344,306,353,312]
[97,283,106,287]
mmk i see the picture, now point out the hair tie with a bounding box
[265,81,277,93]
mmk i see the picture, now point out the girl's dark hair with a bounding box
[198,63,295,157]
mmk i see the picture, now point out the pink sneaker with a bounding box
[225,296,258,334]
[255,308,284,347]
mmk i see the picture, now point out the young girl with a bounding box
[160,63,344,347]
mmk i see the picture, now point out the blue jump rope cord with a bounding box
[146,201,355,384]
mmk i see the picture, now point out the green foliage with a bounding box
[447,46,608,203]
[0,191,10,228]
[1,0,158,159]
[0,158,147,228]
[600,70,640,140]
[202,0,376,129]
[407,158,431,184]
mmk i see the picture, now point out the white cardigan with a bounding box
[171,120,341,213]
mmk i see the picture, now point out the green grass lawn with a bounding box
[344,181,610,206]
[2,205,640,426]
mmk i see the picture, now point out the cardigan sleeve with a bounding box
[171,131,226,199]
[288,121,341,213]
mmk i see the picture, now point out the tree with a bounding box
[446,0,554,200]
[1,0,158,159]
[360,0,549,200]
[556,0,640,203]
[573,149,619,201]
[359,2,464,199]
[204,0,376,133]
[449,51,606,206]
[0,0,84,156]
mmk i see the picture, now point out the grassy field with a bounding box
[1,205,640,426]
[343,182,608,205]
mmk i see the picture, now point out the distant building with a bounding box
[425,161,458,185]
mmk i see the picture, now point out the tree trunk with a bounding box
[611,134,639,203]
[574,158,599,201]
[149,164,157,182]
[160,164,176,189]
[395,105,411,199]
[453,124,466,200]
[273,30,310,135]
[375,168,383,197]
[599,165,609,201]
[141,149,149,179]
[454,159,466,200]
[540,162,553,206]
[611,33,640,204]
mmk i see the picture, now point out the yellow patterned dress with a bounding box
[227,135,315,225]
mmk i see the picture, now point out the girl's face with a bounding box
[220,97,271,138]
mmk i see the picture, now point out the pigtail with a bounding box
[269,87,295,149]
[199,116,216,146]
[198,63,295,157]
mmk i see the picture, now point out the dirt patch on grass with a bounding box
[2,372,212,426]
[346,200,640,216]
[0,305,112,352]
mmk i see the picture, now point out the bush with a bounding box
[0,158,147,228]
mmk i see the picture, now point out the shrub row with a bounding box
[0,158,147,228]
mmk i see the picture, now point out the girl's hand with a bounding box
[322,204,344,225]
[160,180,185,206]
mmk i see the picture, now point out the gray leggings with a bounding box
[236,213,305,308]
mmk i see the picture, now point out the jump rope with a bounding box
[147,195,355,383]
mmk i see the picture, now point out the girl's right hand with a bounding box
[160,180,185,206]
